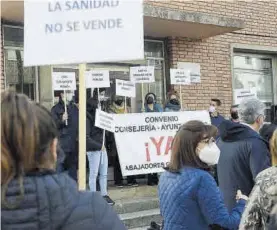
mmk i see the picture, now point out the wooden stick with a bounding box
[64,90,68,126]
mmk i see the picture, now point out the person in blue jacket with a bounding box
[143,92,163,185]
[159,120,247,230]
[217,98,271,212]
[164,90,181,112]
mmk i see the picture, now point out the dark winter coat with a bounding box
[1,171,126,230]
[159,167,246,230]
[164,102,181,112]
[86,110,104,152]
[217,120,271,212]
[51,99,79,153]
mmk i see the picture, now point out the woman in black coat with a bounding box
[1,91,125,230]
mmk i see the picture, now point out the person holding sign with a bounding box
[106,95,138,187]
[164,90,181,112]
[86,97,114,206]
[51,91,79,181]
[143,93,163,186]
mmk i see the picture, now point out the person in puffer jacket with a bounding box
[159,120,247,230]
[1,91,126,230]
[164,90,181,112]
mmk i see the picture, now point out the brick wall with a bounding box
[145,0,277,116]
[0,23,4,91]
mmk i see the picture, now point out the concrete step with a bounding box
[120,209,161,229]
[115,197,159,214]
[129,227,148,230]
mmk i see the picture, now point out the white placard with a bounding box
[234,88,257,105]
[116,79,136,98]
[177,62,201,83]
[85,70,110,88]
[24,0,144,66]
[170,69,191,85]
[130,66,155,83]
[52,72,76,90]
[114,111,211,176]
[95,109,115,133]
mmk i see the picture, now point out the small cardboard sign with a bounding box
[85,70,110,88]
[234,88,257,105]
[52,72,76,90]
[95,109,115,133]
[116,79,136,98]
[170,69,191,85]
[130,66,155,83]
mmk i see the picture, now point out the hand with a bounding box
[236,190,248,201]
[62,112,68,121]
[101,145,106,152]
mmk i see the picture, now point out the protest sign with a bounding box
[24,0,144,66]
[177,62,201,83]
[130,66,155,83]
[95,109,115,133]
[170,69,191,85]
[234,88,257,105]
[85,70,110,88]
[52,72,76,90]
[114,111,211,176]
[116,79,136,98]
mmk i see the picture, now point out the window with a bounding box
[3,25,36,100]
[233,54,274,122]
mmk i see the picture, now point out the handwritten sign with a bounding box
[85,70,110,88]
[116,79,136,97]
[130,66,155,83]
[95,109,115,133]
[177,62,201,83]
[24,0,144,66]
[52,72,76,90]
[234,88,257,105]
[170,69,191,85]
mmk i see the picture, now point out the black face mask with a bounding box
[170,99,179,105]
[115,99,123,106]
[231,111,239,120]
[146,97,154,105]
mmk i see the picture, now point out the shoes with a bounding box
[103,195,115,206]
[127,181,139,187]
[147,181,158,186]
[115,183,124,188]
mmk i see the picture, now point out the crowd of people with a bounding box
[2,88,277,230]
[159,97,277,230]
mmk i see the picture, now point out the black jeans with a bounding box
[64,151,78,182]
[147,173,158,185]
[114,154,136,185]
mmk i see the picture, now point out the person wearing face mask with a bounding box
[158,120,247,230]
[217,98,271,212]
[209,99,225,128]
[230,104,239,122]
[164,90,181,112]
[106,95,138,187]
[143,93,163,186]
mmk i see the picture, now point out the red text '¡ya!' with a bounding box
[145,136,173,162]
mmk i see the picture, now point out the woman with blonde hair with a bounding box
[239,128,277,229]
[1,91,126,230]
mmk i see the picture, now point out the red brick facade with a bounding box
[146,0,277,115]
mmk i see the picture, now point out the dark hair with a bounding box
[167,120,218,172]
[1,91,58,208]
[260,124,277,142]
[211,99,222,106]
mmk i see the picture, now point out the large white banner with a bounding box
[114,111,211,176]
[24,0,144,66]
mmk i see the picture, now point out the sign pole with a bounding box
[125,97,127,113]
[179,85,183,111]
[64,90,68,126]
[141,83,145,112]
[78,63,87,190]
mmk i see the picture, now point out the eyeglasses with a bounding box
[201,137,215,145]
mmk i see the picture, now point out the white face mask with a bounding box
[209,106,216,113]
[198,143,220,166]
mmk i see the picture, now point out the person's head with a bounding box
[145,93,156,105]
[230,104,239,120]
[168,120,219,172]
[270,129,277,166]
[1,91,58,207]
[113,96,124,106]
[167,90,180,105]
[238,98,265,132]
[260,124,277,142]
[209,99,222,113]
